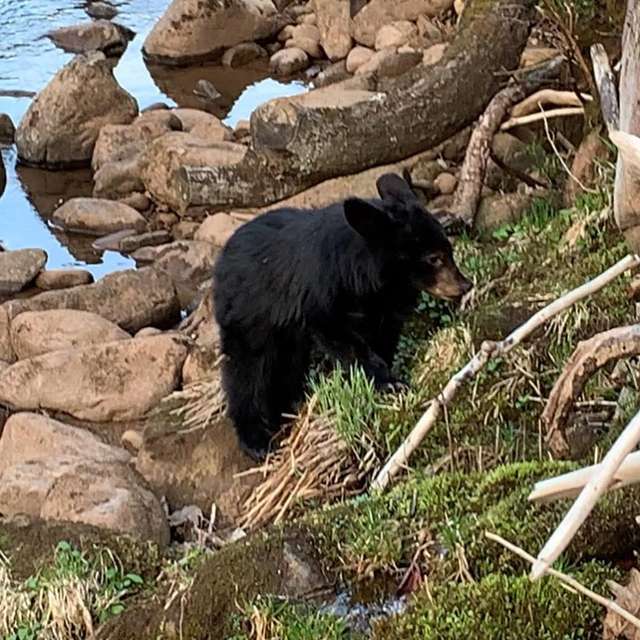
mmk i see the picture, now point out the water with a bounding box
[0,0,307,277]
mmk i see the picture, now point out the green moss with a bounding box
[373,563,619,639]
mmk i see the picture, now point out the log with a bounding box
[175,0,537,212]
[543,324,640,457]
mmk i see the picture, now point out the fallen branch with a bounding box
[543,324,640,457]
[529,450,640,503]
[530,407,640,581]
[453,57,564,226]
[501,106,584,130]
[485,531,640,631]
[510,89,591,118]
[371,254,640,491]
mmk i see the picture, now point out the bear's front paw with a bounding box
[378,378,410,394]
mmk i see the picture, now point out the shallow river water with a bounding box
[0,0,306,276]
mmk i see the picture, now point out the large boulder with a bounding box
[314,0,352,60]
[0,249,47,296]
[10,309,130,359]
[0,413,168,545]
[352,0,454,47]
[51,197,147,235]
[16,52,138,168]
[45,20,135,56]
[0,335,188,421]
[34,268,94,291]
[140,133,246,210]
[143,0,280,66]
[195,213,242,247]
[3,268,180,332]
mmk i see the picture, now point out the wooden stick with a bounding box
[529,450,640,503]
[485,531,640,631]
[510,89,592,118]
[501,107,584,131]
[530,407,640,580]
[453,56,564,226]
[371,254,640,491]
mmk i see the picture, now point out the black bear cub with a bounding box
[213,173,472,458]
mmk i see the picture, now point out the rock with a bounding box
[140,133,246,211]
[564,130,612,206]
[152,241,218,307]
[195,214,242,247]
[0,413,130,468]
[52,198,147,236]
[119,192,151,211]
[92,229,137,252]
[475,192,536,231]
[35,269,94,291]
[234,119,251,138]
[286,36,323,59]
[313,59,350,87]
[520,46,560,68]
[416,14,443,44]
[0,335,188,421]
[141,102,171,112]
[171,108,233,143]
[422,42,447,66]
[3,268,180,332]
[119,230,173,253]
[0,113,15,144]
[314,0,352,60]
[346,46,374,73]
[135,327,163,338]
[434,172,457,194]
[121,429,144,453]
[16,52,138,168]
[270,47,309,75]
[486,132,537,191]
[10,309,130,359]
[93,157,145,199]
[288,23,322,59]
[0,249,47,296]
[136,413,257,523]
[45,20,135,56]
[143,0,280,65]
[375,21,418,50]
[356,48,422,77]
[86,1,118,19]
[172,220,201,240]
[92,118,177,172]
[222,42,268,67]
[0,413,168,545]
[352,0,454,47]
[0,307,14,362]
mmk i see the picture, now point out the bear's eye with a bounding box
[423,255,443,268]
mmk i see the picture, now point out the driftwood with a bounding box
[486,532,640,631]
[591,1,640,254]
[531,407,640,581]
[510,89,591,118]
[371,254,640,491]
[500,106,584,131]
[529,450,640,503]
[453,57,563,226]
[543,324,640,457]
[175,0,537,212]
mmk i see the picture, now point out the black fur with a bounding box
[213,173,472,458]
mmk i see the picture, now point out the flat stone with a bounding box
[0,249,47,295]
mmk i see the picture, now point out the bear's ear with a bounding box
[343,198,394,244]
[376,172,417,205]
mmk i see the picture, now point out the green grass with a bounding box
[1,541,144,639]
